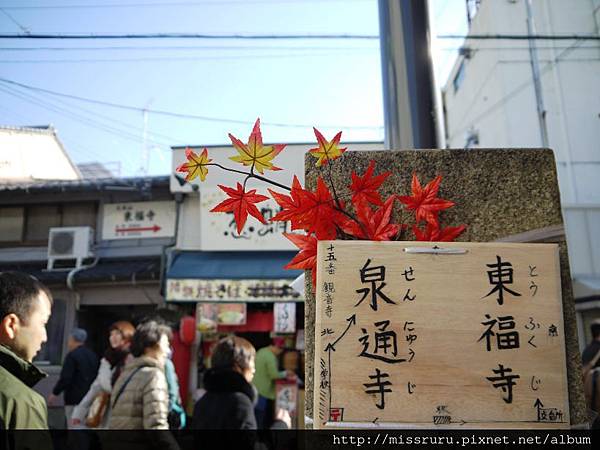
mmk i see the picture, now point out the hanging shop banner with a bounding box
[274,302,296,334]
[314,241,568,429]
[196,303,247,333]
[276,380,299,419]
[200,188,295,251]
[167,278,302,302]
[102,201,175,240]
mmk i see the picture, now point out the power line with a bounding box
[447,40,587,142]
[438,33,600,41]
[0,32,379,40]
[1,32,597,41]
[0,8,30,34]
[0,84,169,150]
[0,44,378,51]
[0,86,141,172]
[0,51,377,63]
[0,0,370,10]
[0,77,383,130]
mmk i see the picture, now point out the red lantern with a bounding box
[179,315,196,345]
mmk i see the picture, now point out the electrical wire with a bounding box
[0,32,379,40]
[0,44,378,51]
[0,50,377,64]
[446,40,589,142]
[2,80,186,146]
[0,77,383,130]
[0,84,163,171]
[0,0,370,10]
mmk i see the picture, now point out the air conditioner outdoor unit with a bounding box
[47,226,94,270]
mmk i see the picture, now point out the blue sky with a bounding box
[0,0,466,177]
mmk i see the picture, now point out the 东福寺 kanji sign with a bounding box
[314,241,568,429]
[102,201,175,240]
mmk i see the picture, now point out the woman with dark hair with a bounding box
[192,336,258,429]
[108,320,172,430]
[71,320,135,428]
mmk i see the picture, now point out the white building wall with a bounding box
[0,127,81,182]
[443,0,600,282]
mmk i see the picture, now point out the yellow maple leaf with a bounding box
[176,147,212,182]
[309,128,347,167]
[228,118,285,174]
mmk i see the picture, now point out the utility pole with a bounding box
[378,0,439,149]
[140,99,153,176]
[525,0,550,147]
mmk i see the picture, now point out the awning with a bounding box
[165,251,303,302]
[166,251,301,280]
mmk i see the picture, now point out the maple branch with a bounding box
[207,163,291,191]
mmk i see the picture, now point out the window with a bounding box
[0,207,24,242]
[453,61,466,93]
[8,202,98,244]
[24,205,61,241]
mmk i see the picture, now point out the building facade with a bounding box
[442,0,600,348]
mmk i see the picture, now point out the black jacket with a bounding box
[192,368,257,430]
[52,345,99,405]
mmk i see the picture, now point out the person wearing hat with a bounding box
[48,327,99,428]
[252,337,295,429]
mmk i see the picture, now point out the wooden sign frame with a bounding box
[313,241,569,429]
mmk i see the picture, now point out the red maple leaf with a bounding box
[283,232,318,288]
[339,196,404,241]
[413,222,466,242]
[397,173,455,225]
[349,160,391,209]
[210,183,269,234]
[270,177,339,240]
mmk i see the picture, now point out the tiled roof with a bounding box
[0,175,170,193]
[0,257,161,285]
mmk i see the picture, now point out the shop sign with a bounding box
[102,201,175,240]
[166,278,302,302]
[200,188,295,251]
[197,303,247,333]
[276,381,298,418]
[274,302,296,334]
[314,241,568,429]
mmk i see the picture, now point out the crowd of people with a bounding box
[0,271,293,437]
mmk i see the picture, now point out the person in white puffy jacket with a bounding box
[71,320,134,428]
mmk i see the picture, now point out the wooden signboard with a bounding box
[314,241,569,429]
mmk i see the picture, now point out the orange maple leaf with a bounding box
[210,183,269,234]
[349,160,391,208]
[339,196,404,241]
[308,128,347,167]
[270,177,340,240]
[228,118,285,174]
[413,222,466,242]
[283,232,318,288]
[397,173,454,225]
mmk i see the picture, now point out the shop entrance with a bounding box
[76,305,157,357]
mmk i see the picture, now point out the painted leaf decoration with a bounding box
[349,159,391,209]
[308,128,347,167]
[267,176,305,229]
[176,147,212,182]
[283,232,318,289]
[339,195,403,241]
[210,182,269,234]
[413,222,466,242]
[397,173,454,225]
[228,118,285,174]
[270,177,339,240]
